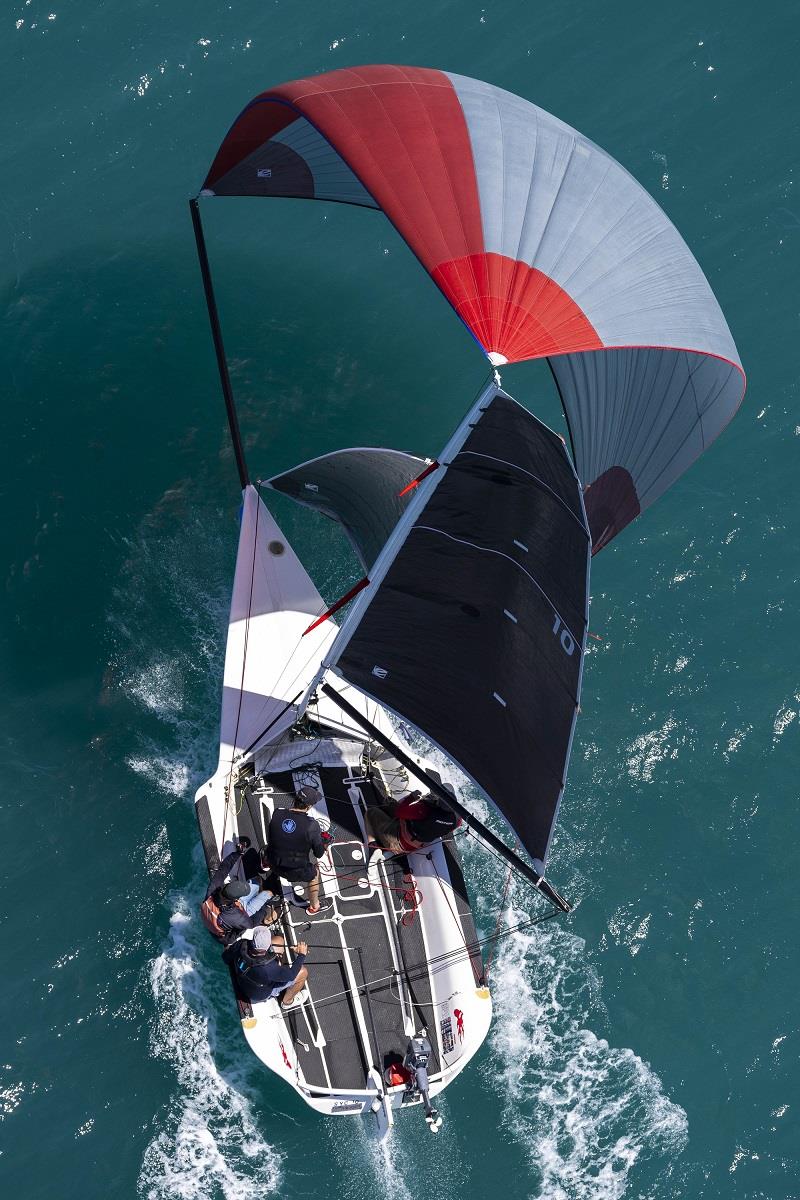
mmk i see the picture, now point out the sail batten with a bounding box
[323,387,590,867]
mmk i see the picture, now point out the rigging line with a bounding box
[238,632,330,752]
[457,826,555,898]
[283,879,556,978]
[222,494,261,845]
[321,681,570,911]
[236,690,305,762]
[245,485,339,701]
[261,909,560,1019]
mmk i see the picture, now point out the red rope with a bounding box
[315,841,423,921]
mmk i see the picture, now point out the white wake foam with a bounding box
[488,910,687,1200]
[110,492,284,1199]
[116,487,685,1199]
[139,902,282,1200]
[416,753,687,1199]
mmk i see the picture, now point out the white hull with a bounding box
[196,486,492,1130]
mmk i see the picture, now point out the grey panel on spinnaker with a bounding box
[202,67,745,551]
[334,393,590,868]
[446,71,742,366]
[550,347,743,551]
[265,448,427,573]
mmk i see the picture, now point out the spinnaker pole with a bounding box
[190,197,249,489]
[321,682,571,913]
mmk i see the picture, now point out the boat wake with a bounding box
[139,897,283,1200]
[109,491,285,1199]
[114,488,685,1200]
[322,1094,470,1200]
[487,912,687,1200]
[420,753,688,1200]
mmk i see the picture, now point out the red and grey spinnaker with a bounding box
[199,64,744,550]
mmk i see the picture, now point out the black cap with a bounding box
[295,784,321,809]
[221,880,250,903]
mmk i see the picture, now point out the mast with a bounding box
[321,681,571,913]
[189,197,250,490]
[298,375,500,714]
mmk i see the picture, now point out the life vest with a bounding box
[396,797,460,850]
[200,892,245,943]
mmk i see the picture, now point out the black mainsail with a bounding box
[314,383,591,875]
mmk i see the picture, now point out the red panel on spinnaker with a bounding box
[200,65,744,548]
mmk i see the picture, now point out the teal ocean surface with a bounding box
[2,2,798,1197]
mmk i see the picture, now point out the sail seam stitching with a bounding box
[413,525,582,647]
[453,451,589,535]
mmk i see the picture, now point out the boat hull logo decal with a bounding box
[440,1016,455,1054]
[454,1008,465,1041]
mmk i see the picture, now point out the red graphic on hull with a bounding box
[454,1008,465,1041]
[279,1040,292,1070]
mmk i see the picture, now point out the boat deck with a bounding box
[195,735,484,1102]
[259,764,442,1091]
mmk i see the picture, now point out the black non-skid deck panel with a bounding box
[263,777,297,811]
[283,1006,328,1088]
[329,843,382,910]
[282,902,409,1090]
[381,857,441,1076]
[243,783,268,846]
[291,919,370,1091]
[316,767,365,841]
[233,781,261,851]
[255,748,482,1089]
[195,796,220,874]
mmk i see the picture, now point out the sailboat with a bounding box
[190,66,744,1134]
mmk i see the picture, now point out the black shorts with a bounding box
[275,863,317,884]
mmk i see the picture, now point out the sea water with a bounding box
[2,1,798,1197]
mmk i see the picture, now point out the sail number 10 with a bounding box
[552,614,576,656]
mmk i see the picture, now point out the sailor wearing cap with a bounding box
[265,785,332,915]
[201,837,276,943]
[224,926,310,1008]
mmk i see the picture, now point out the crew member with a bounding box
[201,838,276,942]
[214,835,276,912]
[266,786,330,915]
[224,926,309,1008]
[366,789,460,854]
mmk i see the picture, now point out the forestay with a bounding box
[266,447,427,572]
[325,389,591,869]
